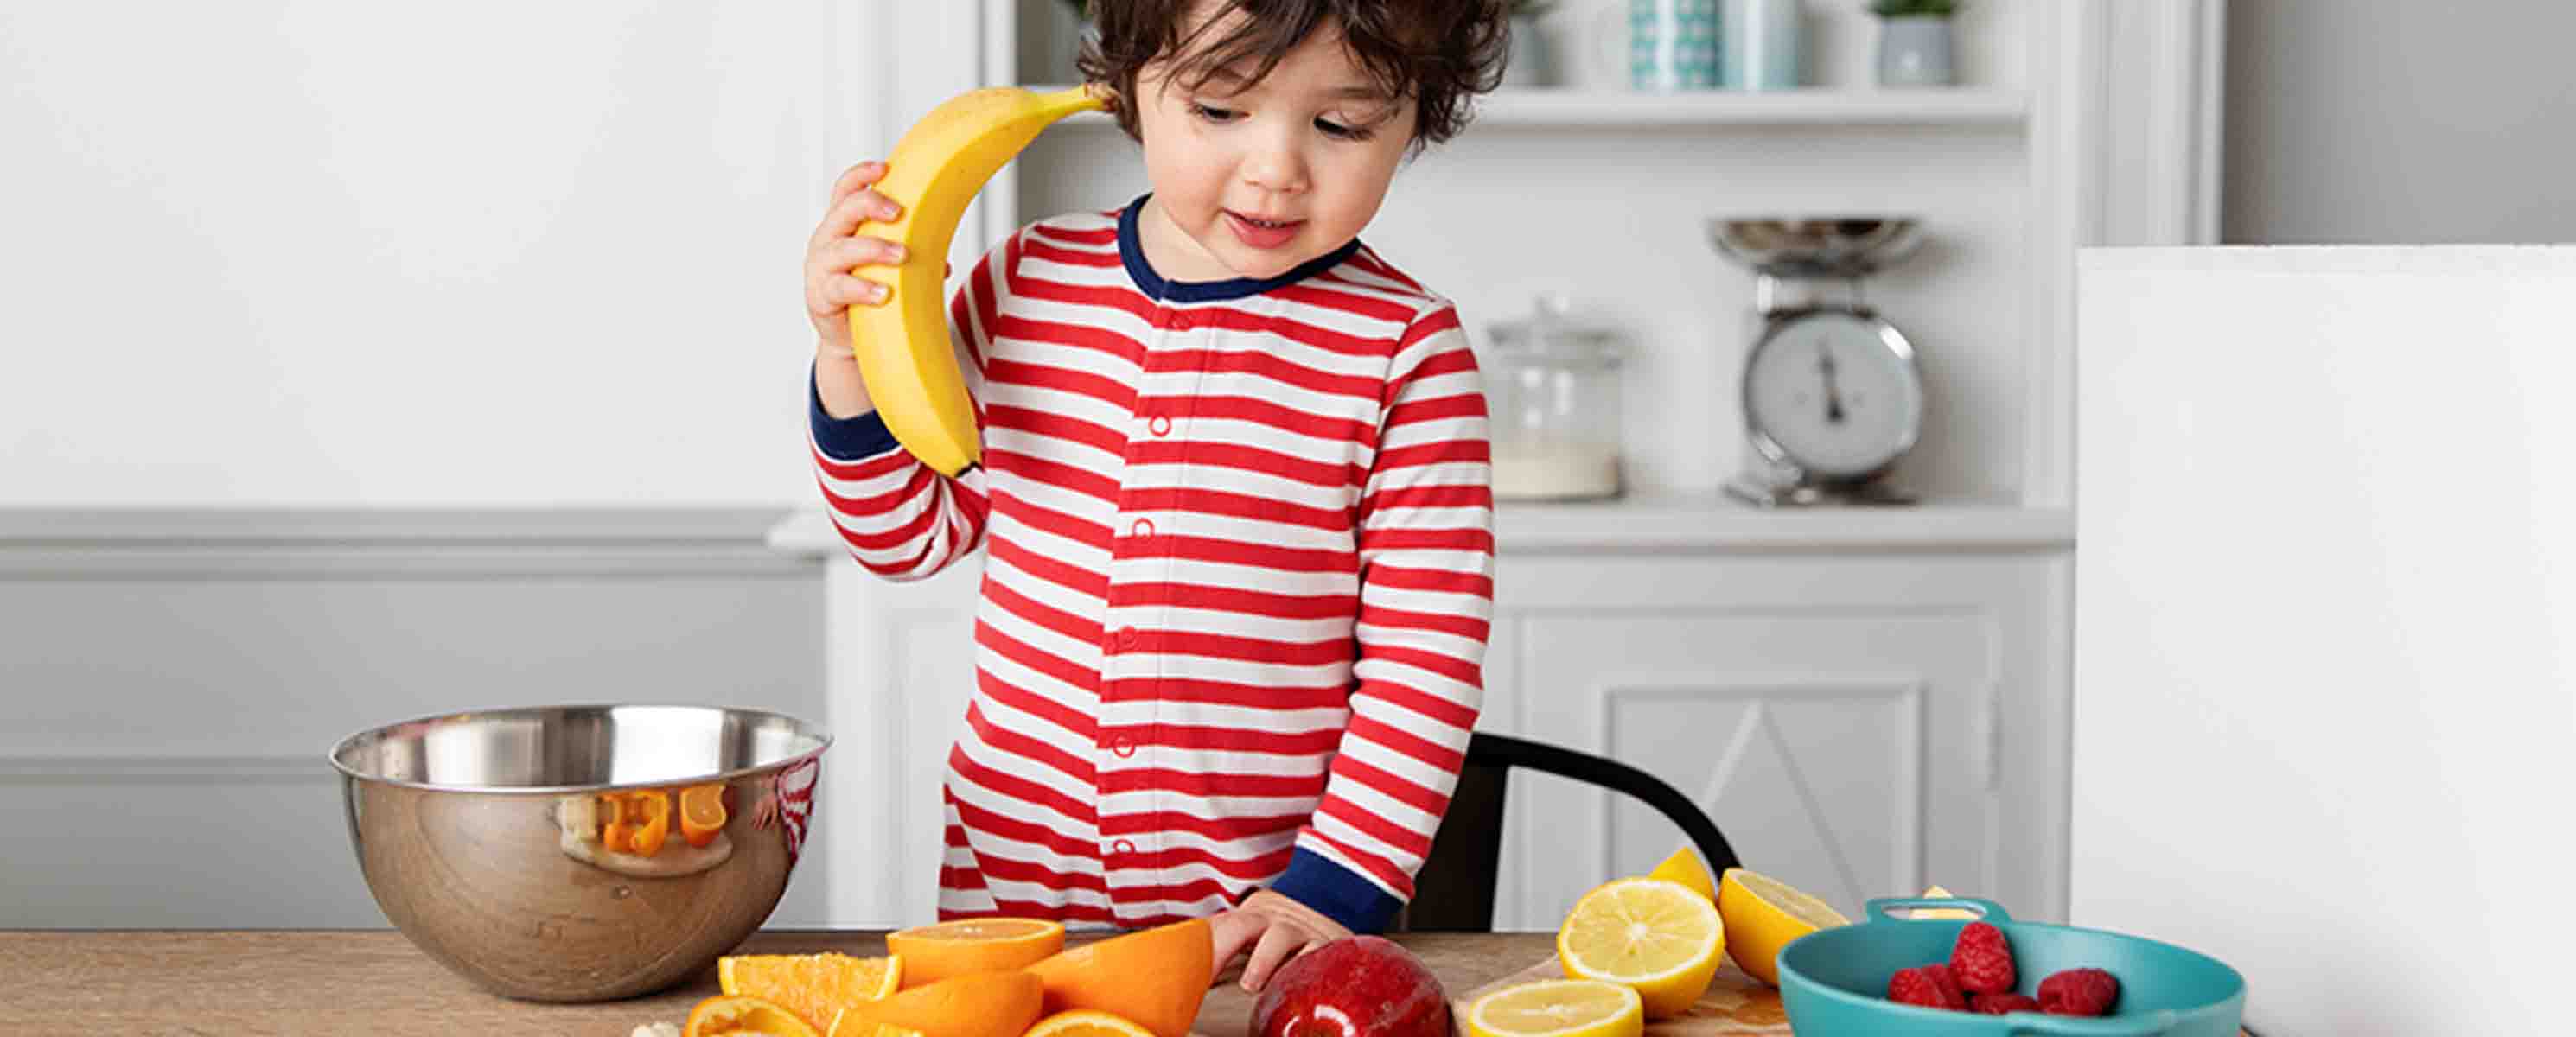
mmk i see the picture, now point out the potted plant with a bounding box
[1500,0,1557,88]
[1868,0,1958,87]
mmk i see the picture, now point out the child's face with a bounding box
[1132,5,1417,283]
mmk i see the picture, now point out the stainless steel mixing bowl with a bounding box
[1708,217,1924,278]
[330,704,830,1002]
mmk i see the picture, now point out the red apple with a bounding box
[1247,936,1451,1037]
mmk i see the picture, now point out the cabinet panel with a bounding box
[1484,553,2063,931]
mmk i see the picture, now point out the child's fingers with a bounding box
[810,188,907,247]
[807,272,889,316]
[826,160,888,204]
[813,234,910,274]
[1237,925,1323,992]
[1206,910,1260,979]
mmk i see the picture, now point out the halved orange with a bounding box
[885,918,1065,989]
[1024,919,1211,1037]
[1022,1008,1158,1037]
[827,970,1044,1037]
[718,951,901,1030]
[686,994,821,1037]
[681,783,730,848]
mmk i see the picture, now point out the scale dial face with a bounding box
[1743,309,1925,480]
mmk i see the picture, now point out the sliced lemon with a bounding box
[1468,978,1644,1037]
[1645,846,1715,901]
[1714,868,1851,988]
[1910,884,1980,920]
[1555,877,1725,1019]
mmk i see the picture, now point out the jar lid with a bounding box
[1487,293,1624,366]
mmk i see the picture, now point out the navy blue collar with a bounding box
[1117,194,1362,303]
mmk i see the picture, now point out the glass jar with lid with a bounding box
[1482,294,1626,501]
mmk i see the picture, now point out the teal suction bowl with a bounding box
[1776,898,2246,1036]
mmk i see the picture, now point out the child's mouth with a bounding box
[1224,210,1302,249]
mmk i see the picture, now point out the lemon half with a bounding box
[1555,877,1725,1019]
[1468,978,1645,1037]
[1714,868,1851,988]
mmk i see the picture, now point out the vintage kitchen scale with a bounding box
[1711,218,1929,507]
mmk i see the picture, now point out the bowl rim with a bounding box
[1776,912,2248,1021]
[327,703,832,795]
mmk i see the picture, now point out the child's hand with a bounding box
[1208,890,1353,992]
[803,160,910,363]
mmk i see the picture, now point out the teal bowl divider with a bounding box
[1776,898,2245,1036]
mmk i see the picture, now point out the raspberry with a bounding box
[1972,992,2043,1015]
[1923,964,1967,1005]
[1948,921,2018,994]
[1887,965,1967,1010]
[2037,968,2120,1016]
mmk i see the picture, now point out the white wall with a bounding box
[2074,246,2576,1034]
[2223,2,2576,245]
[1,2,866,506]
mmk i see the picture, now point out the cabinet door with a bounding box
[815,556,985,928]
[1488,553,2064,931]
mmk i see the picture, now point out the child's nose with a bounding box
[1241,141,1309,194]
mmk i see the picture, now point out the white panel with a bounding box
[813,555,985,929]
[2074,247,2576,1035]
[1,2,853,507]
[0,517,830,928]
[1603,681,1925,922]
[1514,604,1999,928]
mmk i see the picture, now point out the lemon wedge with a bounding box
[1910,884,1980,920]
[1714,868,1851,988]
[1467,978,1645,1037]
[1645,846,1715,901]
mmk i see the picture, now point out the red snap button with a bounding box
[1168,311,1191,330]
[1111,735,1137,758]
[1117,627,1138,650]
[1131,518,1155,538]
[1148,415,1172,437]
[1111,838,1137,855]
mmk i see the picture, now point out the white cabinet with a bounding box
[1483,547,2067,931]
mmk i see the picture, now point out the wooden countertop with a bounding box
[9,929,2247,1035]
[4,929,1553,1036]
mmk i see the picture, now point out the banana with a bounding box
[846,84,1106,475]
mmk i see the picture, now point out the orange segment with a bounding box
[628,789,672,856]
[1022,1008,1158,1037]
[681,783,729,848]
[718,952,902,1030]
[1023,919,1212,1037]
[885,918,1065,989]
[686,994,822,1037]
[827,970,1044,1037]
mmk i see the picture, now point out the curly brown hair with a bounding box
[1074,0,1510,155]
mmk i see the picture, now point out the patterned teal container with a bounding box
[1631,0,1720,90]
[1776,898,2247,1035]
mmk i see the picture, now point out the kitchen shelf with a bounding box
[1030,86,2031,131]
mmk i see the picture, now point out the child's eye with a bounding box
[1189,102,1240,124]
[1314,117,1374,141]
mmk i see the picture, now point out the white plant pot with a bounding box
[1876,15,1956,87]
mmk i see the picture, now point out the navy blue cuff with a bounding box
[810,363,902,460]
[1268,847,1403,935]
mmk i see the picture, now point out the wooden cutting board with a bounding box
[1448,957,1792,1036]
